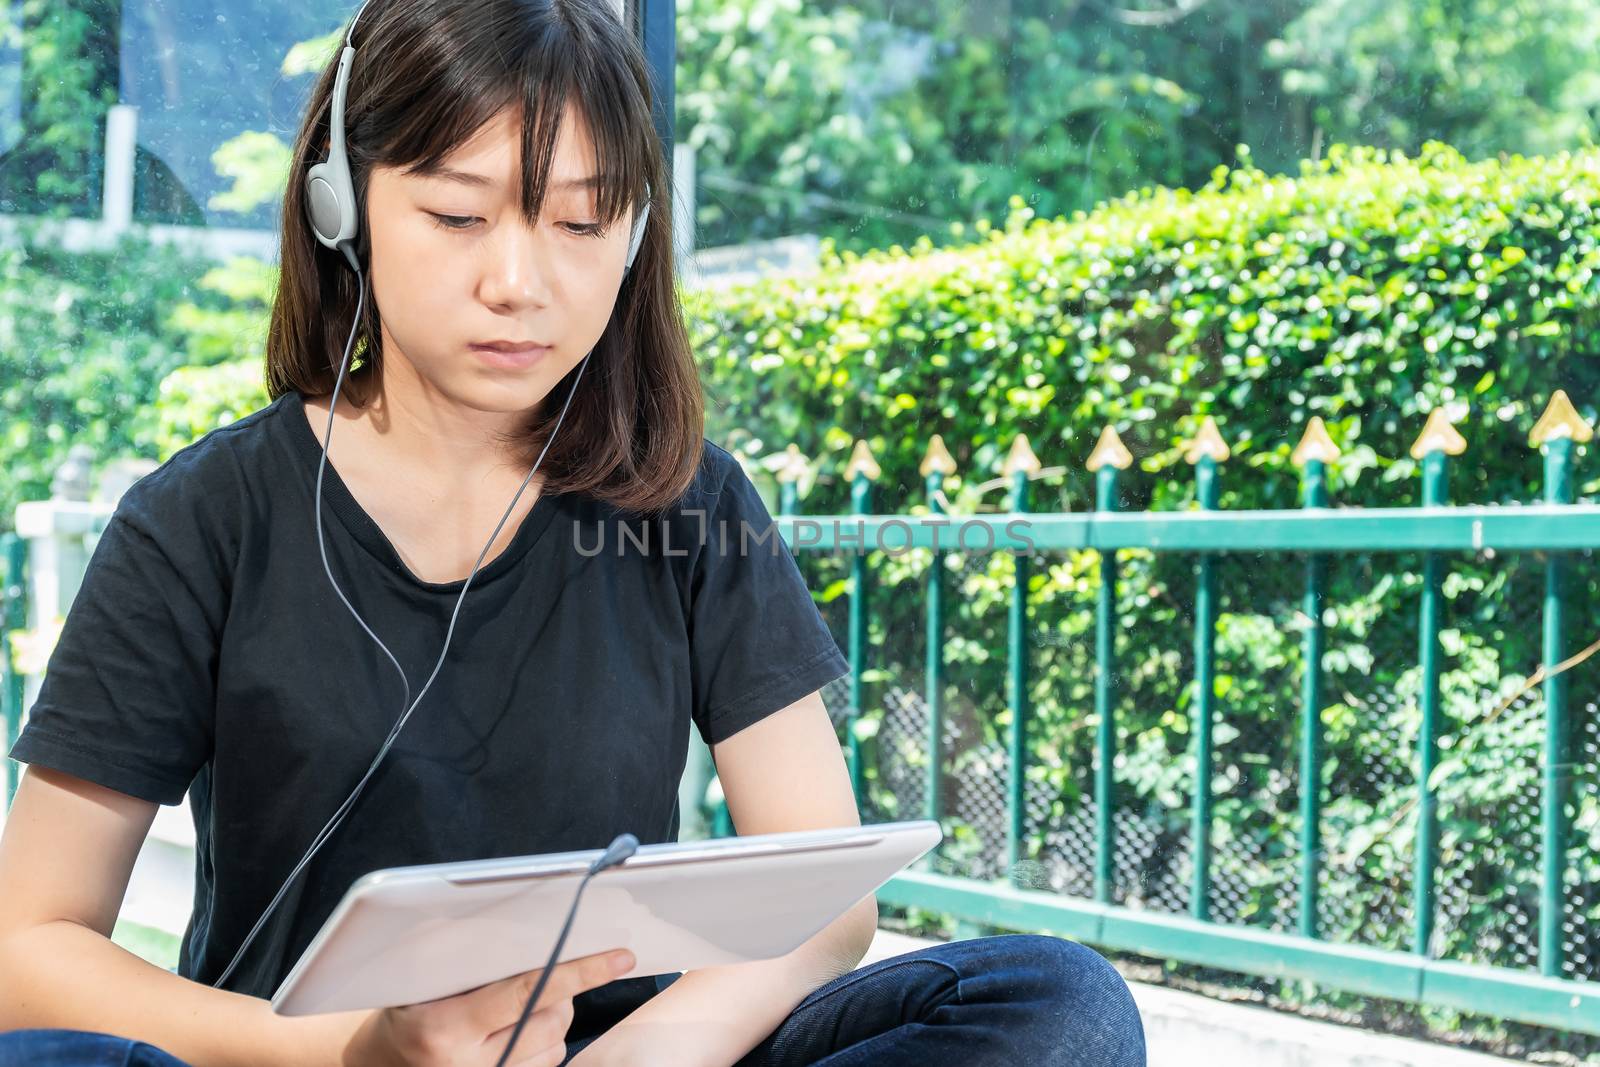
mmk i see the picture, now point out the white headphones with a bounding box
[303,0,652,277]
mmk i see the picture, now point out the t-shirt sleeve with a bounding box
[686,453,850,747]
[8,494,221,805]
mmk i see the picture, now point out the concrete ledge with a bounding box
[864,929,1520,1067]
[1128,978,1520,1067]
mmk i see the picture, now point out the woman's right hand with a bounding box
[343,947,636,1066]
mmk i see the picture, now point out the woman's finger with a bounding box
[464,948,633,1035]
[480,999,576,1066]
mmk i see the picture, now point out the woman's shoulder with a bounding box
[591,437,746,524]
[109,392,300,540]
[684,438,739,502]
[642,438,770,540]
[593,439,759,563]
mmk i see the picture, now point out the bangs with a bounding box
[270,0,703,517]
[363,0,651,228]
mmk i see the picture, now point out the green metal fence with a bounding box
[737,392,1600,1037]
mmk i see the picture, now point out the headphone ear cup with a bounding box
[306,44,361,261]
[623,199,649,276]
[305,159,358,250]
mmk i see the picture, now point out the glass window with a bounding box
[0,0,21,156]
[120,0,355,227]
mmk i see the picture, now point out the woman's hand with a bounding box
[342,947,635,1066]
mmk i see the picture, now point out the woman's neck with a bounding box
[343,361,535,488]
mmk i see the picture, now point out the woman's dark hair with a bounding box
[266,0,704,514]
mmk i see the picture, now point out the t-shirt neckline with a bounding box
[282,389,564,594]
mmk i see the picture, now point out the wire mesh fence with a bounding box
[794,531,1600,986]
[1568,685,1600,983]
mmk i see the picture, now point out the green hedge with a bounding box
[692,141,1597,509]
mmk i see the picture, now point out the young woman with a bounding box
[0,1,1145,1064]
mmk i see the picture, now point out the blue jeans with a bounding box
[0,1028,189,1066]
[0,935,1144,1066]
[572,933,1145,1066]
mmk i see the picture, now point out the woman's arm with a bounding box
[571,688,878,1067]
[0,765,365,1066]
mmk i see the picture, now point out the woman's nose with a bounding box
[477,221,556,311]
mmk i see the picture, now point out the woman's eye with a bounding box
[426,213,604,237]
[427,212,480,231]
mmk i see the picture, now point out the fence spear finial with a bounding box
[1086,426,1133,472]
[845,439,881,481]
[1409,408,1467,460]
[1291,416,1342,467]
[919,434,958,477]
[1529,389,1594,448]
[1183,416,1231,465]
[774,443,811,484]
[1002,434,1042,477]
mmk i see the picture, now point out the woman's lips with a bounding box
[470,342,552,369]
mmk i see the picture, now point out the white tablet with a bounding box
[270,819,942,1015]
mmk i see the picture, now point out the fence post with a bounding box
[845,440,880,803]
[921,436,956,840]
[1185,416,1230,922]
[1005,435,1041,884]
[2,533,26,808]
[1410,408,1465,957]
[1530,390,1591,977]
[1292,417,1339,939]
[1088,426,1132,904]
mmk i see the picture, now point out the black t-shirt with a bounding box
[8,389,849,1040]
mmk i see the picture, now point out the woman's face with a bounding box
[363,102,638,419]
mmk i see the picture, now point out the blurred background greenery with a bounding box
[5,0,1600,516]
[4,0,1600,518]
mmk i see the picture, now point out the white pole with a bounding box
[672,141,695,269]
[102,103,137,230]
